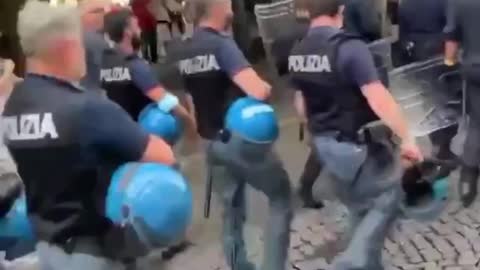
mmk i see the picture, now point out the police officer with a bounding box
[398,0,458,163]
[398,0,447,62]
[269,9,325,209]
[288,0,423,269]
[444,0,480,207]
[79,0,113,91]
[6,2,176,269]
[171,0,291,269]
[102,8,197,137]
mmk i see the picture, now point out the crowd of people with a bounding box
[0,0,479,269]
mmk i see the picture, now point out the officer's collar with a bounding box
[26,73,86,92]
[308,25,337,34]
[195,26,229,37]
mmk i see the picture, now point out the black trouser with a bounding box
[298,147,323,202]
[397,33,443,65]
[141,30,158,63]
[462,81,480,166]
[430,125,458,160]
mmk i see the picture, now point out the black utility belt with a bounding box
[317,122,399,145]
[358,122,399,145]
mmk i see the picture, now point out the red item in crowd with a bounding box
[131,0,156,31]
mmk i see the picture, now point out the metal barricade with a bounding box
[389,57,463,137]
[254,0,296,75]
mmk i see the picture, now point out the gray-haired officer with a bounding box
[444,0,480,207]
[170,0,292,269]
[6,2,176,269]
[287,0,423,269]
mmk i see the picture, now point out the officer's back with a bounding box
[5,4,177,269]
[170,28,245,139]
[287,0,422,167]
[4,76,117,242]
[289,26,378,136]
[101,47,152,120]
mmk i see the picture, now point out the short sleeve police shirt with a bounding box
[5,74,149,171]
[194,27,251,78]
[290,26,379,90]
[80,95,149,161]
[128,57,160,94]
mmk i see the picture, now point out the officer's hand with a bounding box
[400,140,424,168]
[0,59,16,94]
[1,59,15,74]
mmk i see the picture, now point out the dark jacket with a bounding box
[343,0,382,42]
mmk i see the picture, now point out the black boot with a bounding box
[459,165,480,208]
[298,150,324,209]
[436,144,458,164]
[430,126,459,164]
[161,240,193,260]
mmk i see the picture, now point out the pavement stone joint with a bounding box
[167,201,480,270]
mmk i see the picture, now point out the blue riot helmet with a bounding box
[138,104,183,145]
[106,163,193,247]
[0,195,34,240]
[400,159,454,222]
[225,97,279,143]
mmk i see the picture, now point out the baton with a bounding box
[230,238,237,270]
[299,122,305,141]
[204,161,213,218]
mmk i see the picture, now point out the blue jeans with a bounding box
[36,241,127,270]
[313,135,403,270]
[207,135,292,270]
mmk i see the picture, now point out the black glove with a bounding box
[459,166,480,208]
[441,61,461,75]
[0,173,23,218]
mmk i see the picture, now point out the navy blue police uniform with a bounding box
[170,27,292,270]
[3,74,150,264]
[169,27,246,139]
[398,0,447,63]
[100,48,155,121]
[445,0,480,206]
[81,31,111,91]
[289,26,403,269]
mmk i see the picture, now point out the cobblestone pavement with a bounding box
[166,196,480,270]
